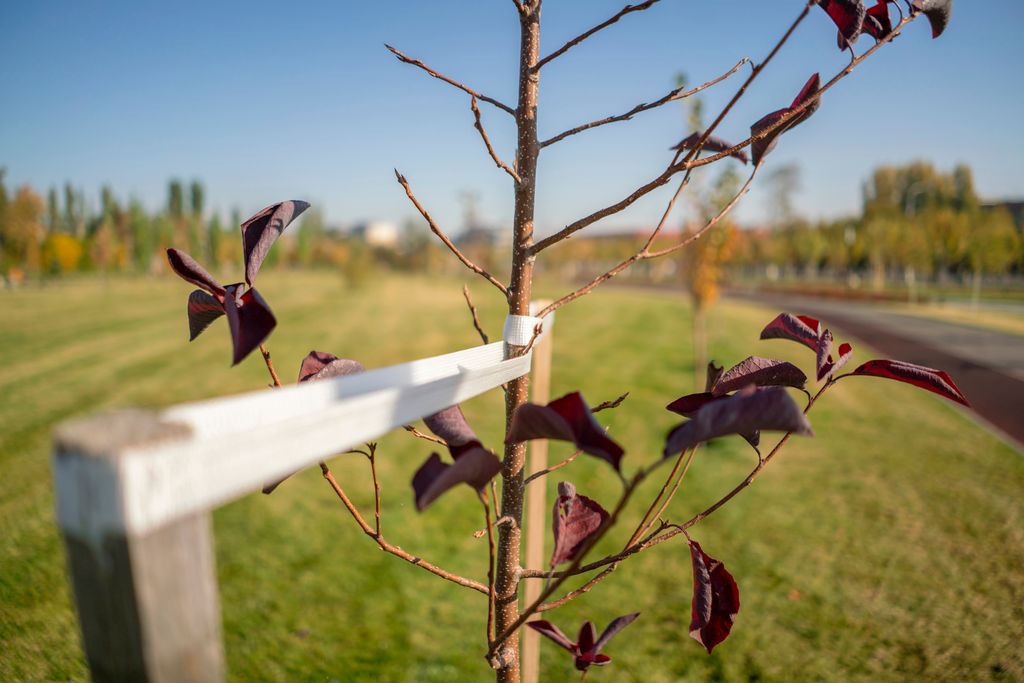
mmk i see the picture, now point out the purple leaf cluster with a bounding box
[759,312,968,404]
[412,405,501,510]
[550,482,609,566]
[759,313,852,382]
[527,613,639,672]
[506,392,624,471]
[167,200,309,364]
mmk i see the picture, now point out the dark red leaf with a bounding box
[818,342,853,382]
[297,351,365,383]
[815,329,834,381]
[240,200,311,285]
[186,289,224,341]
[671,132,749,164]
[689,539,740,654]
[664,386,813,457]
[577,621,597,657]
[594,612,641,653]
[550,482,609,566]
[666,392,726,417]
[506,392,624,471]
[667,392,760,451]
[712,356,808,395]
[750,74,821,165]
[760,312,821,350]
[862,0,893,39]
[223,284,276,365]
[263,351,366,494]
[526,620,575,653]
[787,73,821,130]
[750,108,789,167]
[411,445,501,511]
[166,248,224,297]
[705,361,725,392]
[424,405,479,449]
[851,359,969,406]
[818,0,867,49]
[911,0,952,38]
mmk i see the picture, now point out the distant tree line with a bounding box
[729,161,1023,298]
[0,170,455,286]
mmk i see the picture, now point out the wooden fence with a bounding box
[52,311,553,682]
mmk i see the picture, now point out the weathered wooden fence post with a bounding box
[521,302,553,683]
[53,410,224,683]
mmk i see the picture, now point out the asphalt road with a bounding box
[733,292,1024,450]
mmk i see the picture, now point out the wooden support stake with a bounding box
[53,410,225,683]
[521,303,553,683]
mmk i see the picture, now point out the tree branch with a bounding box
[540,58,748,148]
[394,170,509,297]
[523,449,581,486]
[678,14,913,173]
[643,167,757,258]
[320,463,488,595]
[531,2,814,256]
[403,424,447,446]
[385,44,516,116]
[533,0,662,72]
[462,284,490,344]
[487,474,642,658]
[535,170,692,317]
[522,380,834,581]
[472,97,522,183]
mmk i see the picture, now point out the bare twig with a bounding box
[644,168,758,258]
[395,170,509,297]
[677,14,915,174]
[534,168,692,317]
[471,97,522,183]
[368,444,381,536]
[593,392,629,412]
[539,564,619,611]
[385,44,515,116]
[463,284,490,344]
[523,450,581,486]
[403,424,447,446]
[320,463,488,595]
[258,343,282,387]
[531,2,815,256]
[624,447,694,548]
[540,58,748,148]
[533,1,662,72]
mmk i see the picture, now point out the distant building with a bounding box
[349,220,400,248]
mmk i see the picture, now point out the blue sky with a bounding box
[2,1,1022,237]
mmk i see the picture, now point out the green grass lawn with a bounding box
[2,271,1023,682]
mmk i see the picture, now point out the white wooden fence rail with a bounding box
[52,311,551,683]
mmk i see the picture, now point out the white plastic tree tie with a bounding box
[503,314,546,347]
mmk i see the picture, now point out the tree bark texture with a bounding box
[495,4,540,682]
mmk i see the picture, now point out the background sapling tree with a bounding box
[163,1,964,681]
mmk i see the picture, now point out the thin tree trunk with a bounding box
[494,5,541,682]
